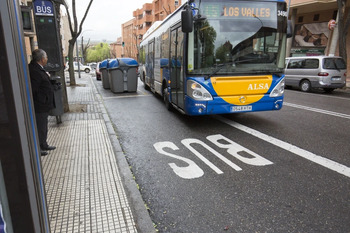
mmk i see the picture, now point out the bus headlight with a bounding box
[187,80,213,101]
[269,78,285,97]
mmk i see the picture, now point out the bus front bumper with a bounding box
[184,95,284,116]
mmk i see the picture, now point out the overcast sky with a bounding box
[66,0,152,42]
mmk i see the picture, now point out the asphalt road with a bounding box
[94,77,350,233]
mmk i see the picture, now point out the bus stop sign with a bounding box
[33,0,62,72]
[33,0,54,16]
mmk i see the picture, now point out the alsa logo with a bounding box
[248,83,269,90]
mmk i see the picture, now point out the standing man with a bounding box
[29,49,56,156]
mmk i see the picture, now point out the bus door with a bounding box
[147,40,155,90]
[170,25,184,109]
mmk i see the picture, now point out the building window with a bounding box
[175,0,179,6]
[313,14,320,21]
[298,16,303,23]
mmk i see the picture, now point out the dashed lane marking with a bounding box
[215,115,350,178]
[284,102,350,120]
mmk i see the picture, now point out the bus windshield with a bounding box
[188,1,287,75]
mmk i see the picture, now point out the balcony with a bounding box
[136,14,153,26]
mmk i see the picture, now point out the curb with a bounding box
[91,76,156,233]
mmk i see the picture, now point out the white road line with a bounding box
[284,102,350,120]
[286,90,350,101]
[103,94,152,100]
[215,116,350,178]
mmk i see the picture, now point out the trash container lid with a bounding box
[107,59,119,70]
[99,59,109,69]
[119,58,138,67]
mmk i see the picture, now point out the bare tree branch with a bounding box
[64,0,94,86]
[63,3,74,36]
[78,0,94,36]
[73,0,77,33]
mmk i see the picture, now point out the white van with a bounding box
[65,62,91,73]
[284,56,347,92]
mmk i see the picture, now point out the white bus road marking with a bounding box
[182,138,242,173]
[207,134,273,166]
[284,102,350,120]
[154,141,204,179]
[215,116,350,178]
[154,135,272,179]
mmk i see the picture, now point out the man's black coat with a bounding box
[29,61,55,113]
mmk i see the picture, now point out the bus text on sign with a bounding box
[223,7,271,18]
[33,0,54,16]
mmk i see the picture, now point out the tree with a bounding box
[337,0,350,63]
[63,0,94,86]
[86,43,110,62]
[82,37,91,63]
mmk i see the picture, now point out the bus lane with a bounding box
[99,82,350,232]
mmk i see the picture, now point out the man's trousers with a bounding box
[35,112,49,149]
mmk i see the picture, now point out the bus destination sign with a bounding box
[202,2,276,19]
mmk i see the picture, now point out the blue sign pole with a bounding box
[0,202,6,233]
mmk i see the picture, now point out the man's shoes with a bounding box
[41,145,56,151]
[41,151,48,156]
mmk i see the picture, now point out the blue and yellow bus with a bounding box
[139,0,289,115]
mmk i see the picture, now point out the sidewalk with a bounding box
[42,73,155,232]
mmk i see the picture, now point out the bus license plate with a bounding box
[231,105,252,112]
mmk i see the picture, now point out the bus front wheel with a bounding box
[143,74,150,90]
[163,86,171,110]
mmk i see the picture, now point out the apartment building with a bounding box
[110,37,123,59]
[121,0,182,59]
[122,18,138,59]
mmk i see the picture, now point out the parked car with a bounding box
[284,56,347,92]
[95,62,101,80]
[65,62,91,73]
[88,62,97,70]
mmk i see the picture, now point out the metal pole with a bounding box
[76,39,81,78]
[287,0,291,18]
[328,13,339,56]
[81,36,84,64]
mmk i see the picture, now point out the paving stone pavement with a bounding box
[41,73,141,233]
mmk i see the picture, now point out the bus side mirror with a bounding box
[181,7,193,33]
[287,20,293,38]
